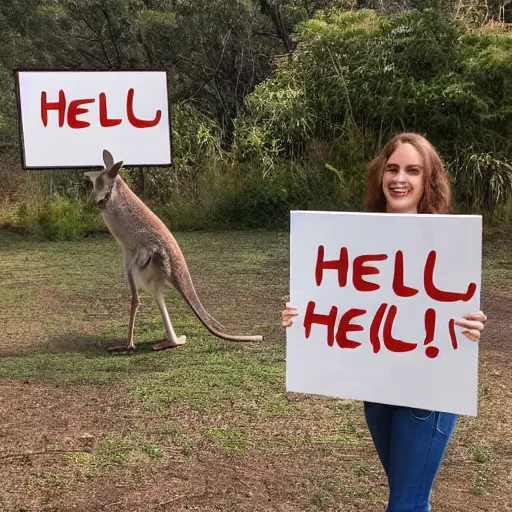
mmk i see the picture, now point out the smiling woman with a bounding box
[281,132,487,512]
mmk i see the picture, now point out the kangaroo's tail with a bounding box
[166,253,263,342]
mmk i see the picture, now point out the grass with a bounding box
[311,490,334,510]
[0,228,511,511]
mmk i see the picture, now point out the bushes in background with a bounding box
[2,8,512,238]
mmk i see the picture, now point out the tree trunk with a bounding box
[259,0,295,53]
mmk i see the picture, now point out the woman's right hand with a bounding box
[281,299,298,327]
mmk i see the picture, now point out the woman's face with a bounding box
[382,143,425,214]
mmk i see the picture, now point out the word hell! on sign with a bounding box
[40,89,161,129]
[303,246,477,358]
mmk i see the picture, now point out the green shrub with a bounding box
[4,9,512,235]
[36,198,87,241]
[234,9,512,218]
[4,197,104,240]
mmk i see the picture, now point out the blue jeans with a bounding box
[363,402,458,512]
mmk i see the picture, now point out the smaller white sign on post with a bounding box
[286,211,482,416]
[15,70,172,169]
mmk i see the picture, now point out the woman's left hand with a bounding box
[453,311,487,342]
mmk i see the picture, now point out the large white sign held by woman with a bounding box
[15,70,171,168]
[286,211,482,416]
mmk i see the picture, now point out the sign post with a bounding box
[286,211,482,416]
[15,69,171,169]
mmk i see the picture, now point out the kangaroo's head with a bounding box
[85,149,123,210]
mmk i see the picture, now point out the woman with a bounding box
[281,133,487,512]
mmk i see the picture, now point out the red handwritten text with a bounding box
[303,301,454,358]
[305,245,477,357]
[40,89,162,129]
[315,245,476,302]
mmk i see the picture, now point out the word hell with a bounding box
[40,89,162,129]
[303,302,460,359]
[316,245,477,302]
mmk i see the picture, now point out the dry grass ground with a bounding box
[0,228,510,512]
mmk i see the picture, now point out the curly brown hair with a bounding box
[365,133,452,214]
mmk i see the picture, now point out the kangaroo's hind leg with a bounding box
[126,271,140,350]
[108,252,140,353]
[138,255,186,351]
[151,287,187,350]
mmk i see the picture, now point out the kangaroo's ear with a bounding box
[84,170,101,182]
[103,149,115,169]
[108,160,123,178]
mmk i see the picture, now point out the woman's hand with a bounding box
[453,311,487,342]
[281,297,298,327]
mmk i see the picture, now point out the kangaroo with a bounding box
[85,149,263,352]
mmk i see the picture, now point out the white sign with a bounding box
[286,211,482,416]
[15,70,171,168]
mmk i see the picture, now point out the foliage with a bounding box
[234,8,512,215]
[2,2,512,233]
[10,196,103,240]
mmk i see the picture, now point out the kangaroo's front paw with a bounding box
[152,335,187,351]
